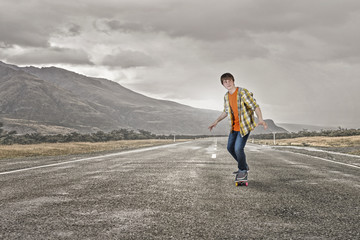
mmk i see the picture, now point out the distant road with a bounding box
[1,138,359,239]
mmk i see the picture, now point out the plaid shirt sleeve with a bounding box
[223,94,229,114]
[238,88,259,136]
[241,88,259,111]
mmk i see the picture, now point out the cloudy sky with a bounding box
[1,0,359,128]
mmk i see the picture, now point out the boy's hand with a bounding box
[208,122,217,131]
[257,120,268,130]
[209,112,227,131]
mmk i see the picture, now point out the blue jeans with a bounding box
[227,131,250,171]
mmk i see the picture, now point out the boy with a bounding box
[208,73,267,179]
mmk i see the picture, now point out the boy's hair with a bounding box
[220,72,235,85]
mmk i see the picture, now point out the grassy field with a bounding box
[252,135,360,155]
[0,139,187,159]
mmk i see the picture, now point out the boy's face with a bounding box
[222,78,235,90]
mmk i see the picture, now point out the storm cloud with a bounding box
[6,47,93,65]
[102,50,158,68]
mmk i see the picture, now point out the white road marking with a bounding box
[0,142,189,176]
[211,139,217,158]
[279,150,360,170]
[275,146,360,159]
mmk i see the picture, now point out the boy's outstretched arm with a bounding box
[255,107,268,130]
[208,112,227,131]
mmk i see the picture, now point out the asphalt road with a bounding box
[0,138,359,239]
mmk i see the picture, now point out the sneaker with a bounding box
[233,166,250,174]
[236,171,248,181]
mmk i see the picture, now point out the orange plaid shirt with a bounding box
[223,87,259,137]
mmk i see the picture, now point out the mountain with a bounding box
[0,61,284,135]
[252,119,288,134]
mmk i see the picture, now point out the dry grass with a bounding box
[0,139,187,159]
[253,135,360,149]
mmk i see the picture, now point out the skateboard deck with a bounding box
[235,179,248,186]
[235,174,248,187]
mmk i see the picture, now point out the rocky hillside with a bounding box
[0,61,286,135]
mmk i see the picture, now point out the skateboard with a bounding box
[235,174,248,187]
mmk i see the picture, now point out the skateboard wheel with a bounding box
[235,182,239,186]
[245,182,248,186]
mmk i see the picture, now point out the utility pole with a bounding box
[273,132,276,145]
